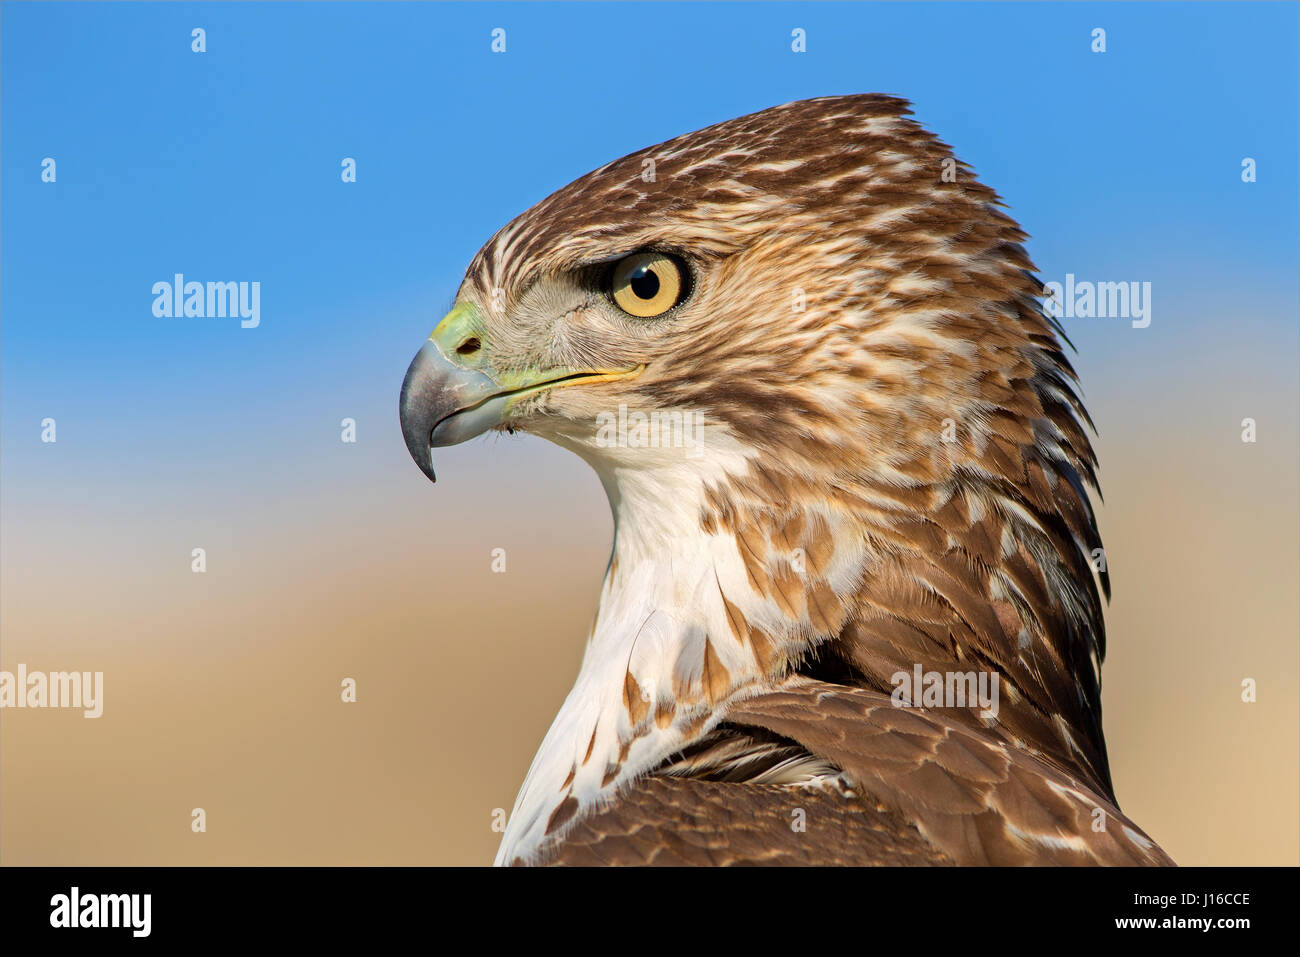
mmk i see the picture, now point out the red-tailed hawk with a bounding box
[399,94,1172,866]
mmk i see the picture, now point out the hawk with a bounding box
[399,94,1172,866]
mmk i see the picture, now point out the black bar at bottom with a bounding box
[0,864,1284,943]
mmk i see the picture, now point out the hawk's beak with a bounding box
[399,340,505,483]
[399,302,644,483]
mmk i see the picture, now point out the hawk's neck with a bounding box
[494,435,1111,864]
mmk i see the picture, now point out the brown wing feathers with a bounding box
[535,680,1169,866]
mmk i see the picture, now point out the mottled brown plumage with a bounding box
[408,94,1170,866]
[537,678,1168,866]
[542,773,955,867]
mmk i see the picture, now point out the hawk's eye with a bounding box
[610,253,686,318]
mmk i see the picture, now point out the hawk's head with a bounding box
[400,95,1111,864]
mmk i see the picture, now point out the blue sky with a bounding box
[2,1,1297,498]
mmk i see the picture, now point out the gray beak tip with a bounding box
[400,340,503,485]
[399,343,443,485]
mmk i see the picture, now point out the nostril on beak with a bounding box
[456,337,482,357]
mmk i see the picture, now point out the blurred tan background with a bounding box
[2,323,1296,867]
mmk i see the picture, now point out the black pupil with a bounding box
[629,266,660,300]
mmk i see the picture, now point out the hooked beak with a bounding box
[398,303,643,483]
[399,341,503,482]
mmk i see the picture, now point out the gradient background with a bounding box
[2,1,1296,866]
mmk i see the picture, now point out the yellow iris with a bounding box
[611,253,685,318]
